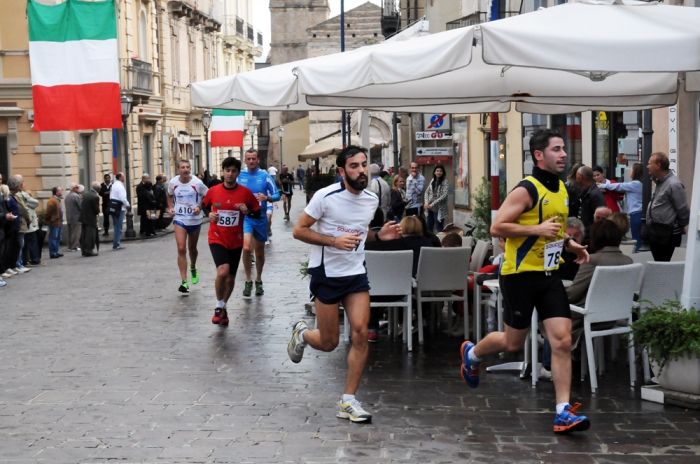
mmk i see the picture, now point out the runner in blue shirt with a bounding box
[238,148,280,296]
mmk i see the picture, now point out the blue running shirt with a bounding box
[238,168,280,221]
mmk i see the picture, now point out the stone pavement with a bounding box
[1,192,699,463]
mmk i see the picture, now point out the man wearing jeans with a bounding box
[44,186,64,259]
[405,162,425,217]
[109,172,130,250]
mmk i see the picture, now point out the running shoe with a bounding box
[190,267,199,284]
[212,308,229,325]
[337,398,372,423]
[178,281,189,294]
[554,403,590,434]
[460,341,481,388]
[255,280,264,296]
[243,281,253,297]
[287,320,308,363]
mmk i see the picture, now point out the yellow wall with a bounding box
[280,116,310,170]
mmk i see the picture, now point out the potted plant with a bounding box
[471,177,507,240]
[631,299,700,395]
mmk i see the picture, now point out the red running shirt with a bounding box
[202,183,260,249]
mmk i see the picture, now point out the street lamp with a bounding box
[202,111,211,172]
[277,126,284,168]
[120,91,136,238]
[248,120,256,150]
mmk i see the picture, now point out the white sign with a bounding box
[422,113,451,131]
[669,105,678,174]
[416,131,453,140]
[416,147,453,156]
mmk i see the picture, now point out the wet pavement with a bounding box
[1,192,699,463]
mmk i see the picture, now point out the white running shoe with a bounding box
[15,267,31,274]
[287,320,308,363]
[337,398,372,423]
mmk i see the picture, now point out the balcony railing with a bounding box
[247,24,254,43]
[446,12,487,29]
[121,58,153,94]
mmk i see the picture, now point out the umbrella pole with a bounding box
[490,112,500,248]
[681,94,700,309]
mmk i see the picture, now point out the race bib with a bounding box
[544,239,563,271]
[176,204,196,216]
[216,209,240,227]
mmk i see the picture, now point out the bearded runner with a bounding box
[27,0,121,131]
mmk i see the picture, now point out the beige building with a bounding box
[0,0,262,212]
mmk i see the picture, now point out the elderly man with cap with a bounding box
[368,164,391,222]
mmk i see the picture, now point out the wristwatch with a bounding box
[564,236,574,249]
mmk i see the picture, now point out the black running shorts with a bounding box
[309,273,370,305]
[209,243,243,275]
[499,271,570,330]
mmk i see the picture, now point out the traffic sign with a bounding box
[422,113,451,131]
[416,147,453,157]
[416,131,453,140]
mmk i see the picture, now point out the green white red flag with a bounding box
[210,109,245,147]
[28,0,122,131]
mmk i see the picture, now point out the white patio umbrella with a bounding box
[298,135,388,161]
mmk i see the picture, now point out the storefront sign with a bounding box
[416,131,453,140]
[669,105,678,174]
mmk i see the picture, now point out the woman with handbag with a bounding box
[423,164,450,233]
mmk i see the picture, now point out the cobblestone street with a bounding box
[1,194,699,463]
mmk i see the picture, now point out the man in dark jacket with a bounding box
[576,166,606,236]
[136,173,150,235]
[99,173,112,236]
[79,182,101,257]
[153,175,168,231]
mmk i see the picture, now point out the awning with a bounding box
[298,135,388,161]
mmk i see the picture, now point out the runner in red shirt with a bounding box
[202,157,261,325]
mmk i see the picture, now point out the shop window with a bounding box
[593,111,627,182]
[143,134,152,176]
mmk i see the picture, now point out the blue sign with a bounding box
[430,114,444,129]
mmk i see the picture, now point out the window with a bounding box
[143,134,152,176]
[452,116,469,207]
[551,113,582,180]
[593,111,628,182]
[193,140,202,174]
[78,134,93,187]
[138,11,148,61]
[172,30,180,85]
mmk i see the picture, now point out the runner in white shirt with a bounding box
[287,146,402,423]
[267,164,278,179]
[167,159,208,294]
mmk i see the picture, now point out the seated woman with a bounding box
[365,216,434,342]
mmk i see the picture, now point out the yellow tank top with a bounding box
[501,176,568,275]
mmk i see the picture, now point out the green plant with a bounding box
[299,257,310,279]
[631,299,700,374]
[470,177,507,241]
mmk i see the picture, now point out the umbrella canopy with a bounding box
[298,135,388,161]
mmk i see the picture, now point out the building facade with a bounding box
[0,0,262,211]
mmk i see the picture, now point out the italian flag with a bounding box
[210,109,245,147]
[28,0,122,131]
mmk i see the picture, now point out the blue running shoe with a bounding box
[460,341,481,388]
[554,402,590,434]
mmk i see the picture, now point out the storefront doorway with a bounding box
[593,111,628,182]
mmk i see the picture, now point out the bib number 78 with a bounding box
[544,240,564,271]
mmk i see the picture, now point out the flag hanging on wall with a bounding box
[28,0,122,131]
[210,110,245,147]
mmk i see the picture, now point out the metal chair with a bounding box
[363,250,415,350]
[570,263,643,393]
[636,261,685,383]
[620,241,637,256]
[470,240,493,341]
[414,247,471,346]
[461,236,474,249]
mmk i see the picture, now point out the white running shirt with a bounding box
[305,182,379,278]
[167,176,208,226]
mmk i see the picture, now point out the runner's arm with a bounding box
[266,176,281,202]
[293,211,361,251]
[491,186,561,238]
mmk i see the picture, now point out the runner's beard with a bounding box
[345,173,368,190]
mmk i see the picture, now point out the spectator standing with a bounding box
[424,164,449,233]
[267,163,278,180]
[136,173,150,236]
[44,186,64,259]
[208,173,222,188]
[369,164,391,222]
[646,152,689,261]
[99,174,112,236]
[297,164,305,191]
[598,163,643,250]
[2,178,22,278]
[592,166,623,212]
[565,163,583,219]
[10,177,31,273]
[79,182,101,257]
[0,184,9,286]
[64,183,82,252]
[576,166,606,234]
[405,162,425,217]
[389,175,409,222]
[141,181,158,236]
[14,175,43,267]
[109,172,130,250]
[153,175,168,231]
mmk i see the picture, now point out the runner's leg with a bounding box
[214,264,229,301]
[542,317,572,405]
[187,228,200,270]
[174,225,189,281]
[242,233,254,282]
[302,300,340,352]
[342,291,370,395]
[253,236,265,281]
[472,324,529,359]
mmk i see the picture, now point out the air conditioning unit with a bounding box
[27,110,34,121]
